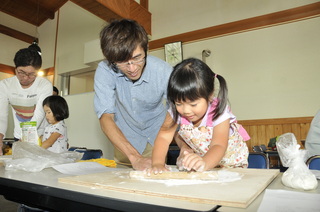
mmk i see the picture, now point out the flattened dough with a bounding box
[129,171,218,180]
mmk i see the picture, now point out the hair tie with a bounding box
[214,73,218,78]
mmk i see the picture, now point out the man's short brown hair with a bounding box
[100,19,148,65]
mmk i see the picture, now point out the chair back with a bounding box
[68,147,103,160]
[248,152,269,169]
[260,144,268,152]
[306,155,320,170]
[252,145,263,152]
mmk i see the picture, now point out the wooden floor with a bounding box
[0,195,19,212]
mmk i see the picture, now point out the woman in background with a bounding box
[0,42,52,155]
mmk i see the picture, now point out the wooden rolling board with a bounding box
[129,170,219,180]
[59,168,279,208]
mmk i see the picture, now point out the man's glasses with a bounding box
[115,56,145,69]
[16,69,37,78]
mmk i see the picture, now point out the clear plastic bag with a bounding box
[5,142,83,172]
[276,133,318,190]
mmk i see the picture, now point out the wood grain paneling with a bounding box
[238,117,313,151]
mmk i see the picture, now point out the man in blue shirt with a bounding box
[94,19,172,170]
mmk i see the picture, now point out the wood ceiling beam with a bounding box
[0,24,36,44]
[70,0,123,22]
[0,64,15,75]
[129,0,151,35]
[0,63,54,76]
[70,0,151,35]
[140,0,148,10]
[1,0,150,43]
[0,0,56,26]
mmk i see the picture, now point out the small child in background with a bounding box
[42,95,69,153]
[150,58,250,173]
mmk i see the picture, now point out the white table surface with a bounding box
[0,163,319,212]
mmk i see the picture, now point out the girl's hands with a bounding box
[176,149,193,171]
[178,151,205,172]
[147,164,171,176]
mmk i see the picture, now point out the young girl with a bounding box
[41,95,69,153]
[150,58,249,173]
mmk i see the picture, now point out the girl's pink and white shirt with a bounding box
[170,98,249,167]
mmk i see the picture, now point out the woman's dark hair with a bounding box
[167,58,228,125]
[43,96,69,121]
[100,19,148,71]
[13,42,42,69]
[53,86,59,94]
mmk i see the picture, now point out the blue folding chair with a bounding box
[248,152,269,169]
[306,155,320,170]
[68,147,103,160]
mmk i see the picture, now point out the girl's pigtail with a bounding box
[212,74,228,122]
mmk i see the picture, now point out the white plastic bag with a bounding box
[276,133,318,190]
[5,142,83,172]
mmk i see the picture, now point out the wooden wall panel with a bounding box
[238,117,313,151]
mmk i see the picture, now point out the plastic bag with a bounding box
[276,133,318,190]
[5,142,83,172]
